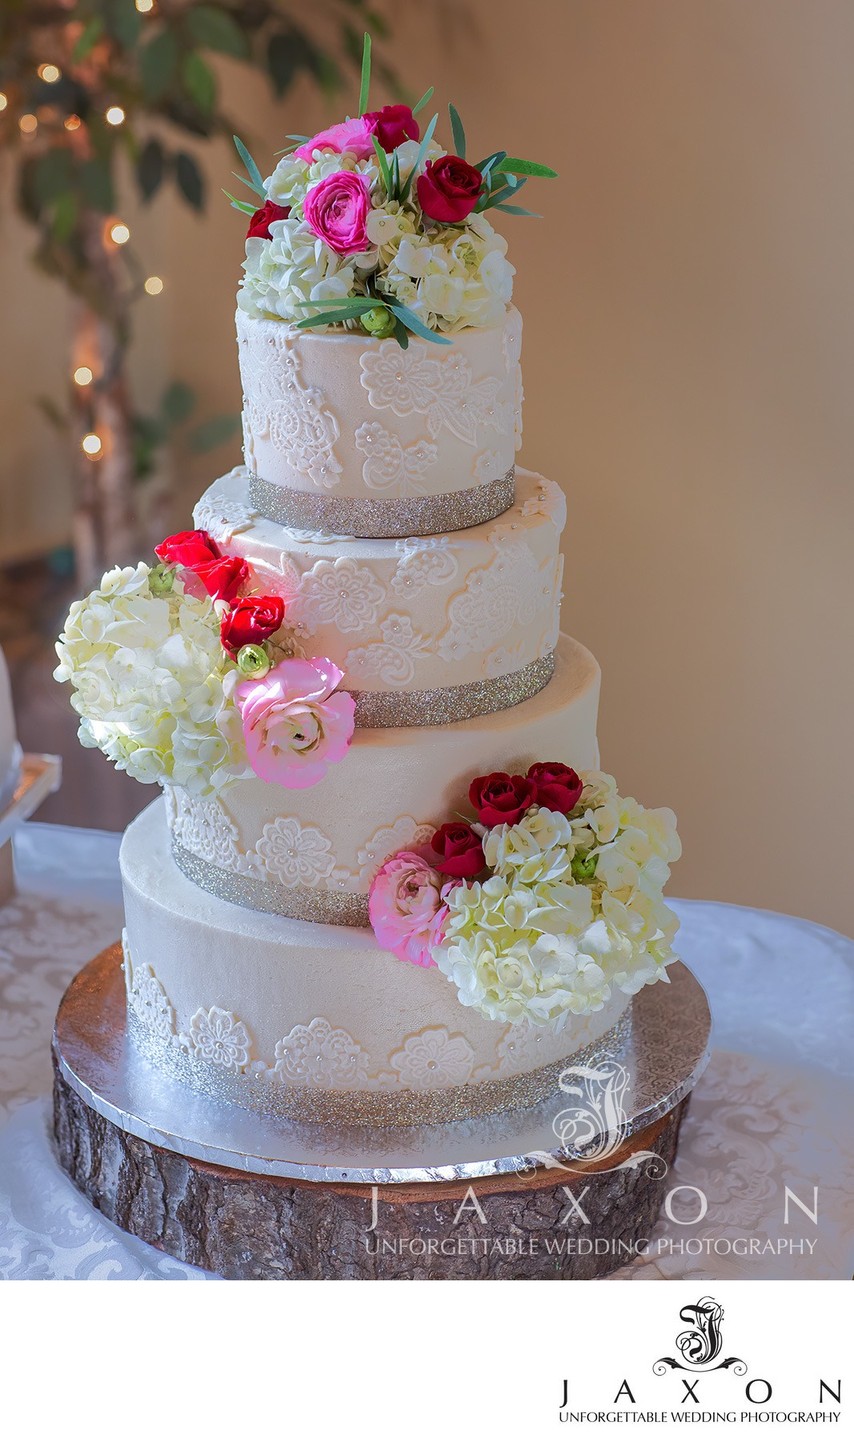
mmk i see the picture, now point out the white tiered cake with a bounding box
[57,87,680,1129]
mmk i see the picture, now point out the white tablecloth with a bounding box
[1,824,852,1281]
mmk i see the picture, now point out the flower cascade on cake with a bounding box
[230,34,557,343]
[369,765,682,1027]
[54,529,355,795]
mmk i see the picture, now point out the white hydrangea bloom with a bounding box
[432,772,681,1026]
[238,218,366,324]
[380,212,515,333]
[54,564,249,797]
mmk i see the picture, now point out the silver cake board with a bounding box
[52,946,711,1280]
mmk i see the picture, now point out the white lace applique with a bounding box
[253,817,336,888]
[473,449,506,486]
[168,790,245,872]
[192,495,258,543]
[346,614,430,686]
[483,643,526,679]
[518,477,561,519]
[390,536,459,596]
[389,1028,476,1088]
[288,555,386,635]
[541,555,563,653]
[122,932,175,1042]
[360,347,502,445]
[287,527,351,544]
[436,539,546,662]
[502,308,524,449]
[495,1021,561,1073]
[272,1018,371,1089]
[354,421,438,493]
[356,816,436,884]
[186,1007,252,1072]
[243,332,342,488]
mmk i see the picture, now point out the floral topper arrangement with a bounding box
[369,764,682,1027]
[231,33,557,345]
[54,529,355,797]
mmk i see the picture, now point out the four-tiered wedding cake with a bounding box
[57,72,681,1127]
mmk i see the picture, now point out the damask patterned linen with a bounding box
[1,825,852,1280]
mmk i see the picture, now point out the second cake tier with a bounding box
[194,464,563,724]
[164,633,600,925]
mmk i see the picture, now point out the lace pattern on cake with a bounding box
[287,555,386,635]
[167,789,250,874]
[192,486,258,542]
[436,537,551,662]
[389,1028,476,1089]
[122,931,174,1042]
[359,347,503,444]
[242,330,342,488]
[185,1006,252,1072]
[356,816,436,884]
[345,615,430,685]
[272,1018,371,1089]
[354,421,438,493]
[390,536,459,596]
[252,817,336,888]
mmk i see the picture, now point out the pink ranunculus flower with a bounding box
[303,171,372,255]
[295,116,374,162]
[236,657,356,789]
[369,852,450,968]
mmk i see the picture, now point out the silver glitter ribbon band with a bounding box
[172,841,370,927]
[351,650,555,728]
[128,1007,632,1128]
[249,468,516,538]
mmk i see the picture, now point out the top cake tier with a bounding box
[237,305,523,539]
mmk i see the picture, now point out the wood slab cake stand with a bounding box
[53,947,711,1281]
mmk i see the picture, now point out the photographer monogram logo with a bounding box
[363,1059,821,1267]
[558,1296,842,1423]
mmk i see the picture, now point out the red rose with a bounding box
[246,199,291,240]
[527,762,584,815]
[469,772,535,829]
[191,555,249,604]
[154,529,221,569]
[430,821,485,878]
[365,104,420,151]
[416,155,483,224]
[220,594,286,656]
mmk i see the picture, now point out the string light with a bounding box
[64,115,82,132]
[19,114,38,134]
[0,93,8,113]
[81,433,103,458]
[105,105,125,126]
[144,275,164,295]
[38,64,62,84]
[135,0,155,11]
[108,220,130,245]
[73,366,94,387]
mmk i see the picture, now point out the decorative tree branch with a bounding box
[0,0,396,582]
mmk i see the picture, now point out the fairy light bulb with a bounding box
[38,64,62,84]
[73,366,94,387]
[81,433,103,458]
[19,114,38,134]
[135,0,155,11]
[144,275,164,295]
[109,221,130,245]
[0,94,8,113]
[64,114,82,132]
[105,105,125,126]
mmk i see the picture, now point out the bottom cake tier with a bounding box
[120,800,632,1127]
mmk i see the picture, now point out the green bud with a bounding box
[236,643,271,677]
[148,563,174,595]
[360,306,396,339]
[571,850,598,883]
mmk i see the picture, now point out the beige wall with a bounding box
[2,1,853,933]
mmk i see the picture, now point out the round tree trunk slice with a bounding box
[53,1055,688,1280]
